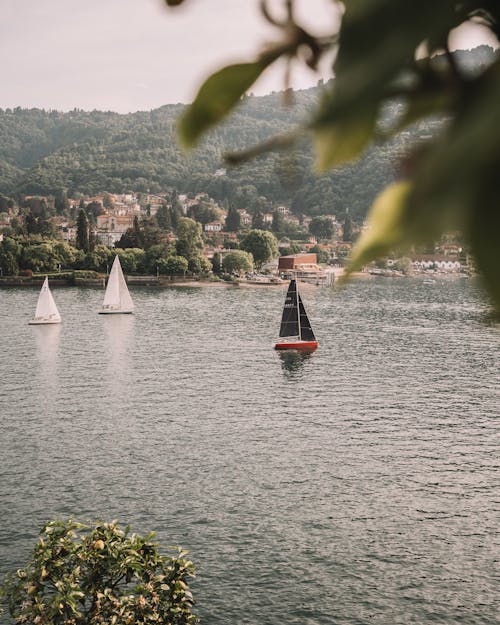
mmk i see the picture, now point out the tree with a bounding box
[158,255,189,276]
[117,227,141,250]
[167,0,500,310]
[53,241,80,268]
[0,250,18,276]
[211,251,222,273]
[308,216,335,241]
[8,217,24,236]
[115,248,145,273]
[143,243,175,273]
[271,209,284,233]
[83,244,113,272]
[239,229,278,267]
[156,204,172,231]
[175,217,204,260]
[187,203,222,226]
[54,190,69,215]
[251,209,265,230]
[85,201,104,223]
[188,255,211,274]
[76,209,89,252]
[309,244,330,264]
[222,250,254,274]
[1,519,198,625]
[225,206,241,232]
[103,192,114,209]
[133,215,143,248]
[343,212,353,242]
[21,243,60,273]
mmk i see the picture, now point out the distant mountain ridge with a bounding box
[0,46,496,221]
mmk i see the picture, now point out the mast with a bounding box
[296,274,301,341]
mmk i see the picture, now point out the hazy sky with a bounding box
[1,0,498,113]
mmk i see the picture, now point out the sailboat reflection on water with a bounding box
[277,350,313,376]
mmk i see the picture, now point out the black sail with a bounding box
[298,294,316,341]
[279,280,299,337]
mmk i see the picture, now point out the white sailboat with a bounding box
[99,255,134,314]
[29,277,62,325]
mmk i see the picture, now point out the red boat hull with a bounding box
[274,341,318,352]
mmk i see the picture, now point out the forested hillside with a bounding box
[0,47,494,221]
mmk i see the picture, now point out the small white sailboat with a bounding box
[99,255,134,314]
[29,277,62,325]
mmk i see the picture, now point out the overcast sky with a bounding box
[1,0,498,113]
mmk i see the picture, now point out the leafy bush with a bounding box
[157,255,189,276]
[72,270,102,279]
[222,250,254,274]
[1,519,197,625]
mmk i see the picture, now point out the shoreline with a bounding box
[0,270,472,289]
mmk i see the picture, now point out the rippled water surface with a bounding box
[1,277,499,625]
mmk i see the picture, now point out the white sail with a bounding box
[99,255,134,314]
[29,277,61,325]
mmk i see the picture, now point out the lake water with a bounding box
[0,277,499,625]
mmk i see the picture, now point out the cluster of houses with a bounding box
[42,192,344,252]
[1,190,470,276]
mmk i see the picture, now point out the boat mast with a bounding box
[296,272,301,341]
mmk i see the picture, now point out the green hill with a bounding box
[0,46,495,221]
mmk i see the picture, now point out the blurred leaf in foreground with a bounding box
[166,0,500,310]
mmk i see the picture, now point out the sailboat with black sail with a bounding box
[99,255,134,314]
[274,279,318,351]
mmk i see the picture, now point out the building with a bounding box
[96,214,134,231]
[413,256,463,272]
[96,213,135,246]
[276,205,290,215]
[278,253,318,271]
[278,253,332,284]
[237,209,252,226]
[204,221,224,233]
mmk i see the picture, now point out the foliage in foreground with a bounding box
[0,519,198,625]
[165,0,500,310]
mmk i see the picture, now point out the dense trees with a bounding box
[308,216,335,241]
[0,237,84,274]
[0,80,446,222]
[0,232,212,278]
[1,50,490,234]
[0,250,18,275]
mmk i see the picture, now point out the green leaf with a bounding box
[313,107,377,169]
[311,1,465,169]
[178,58,276,147]
[407,58,500,308]
[333,1,462,112]
[344,181,413,276]
[469,196,500,311]
[164,0,186,6]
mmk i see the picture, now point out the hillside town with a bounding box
[0,189,470,282]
